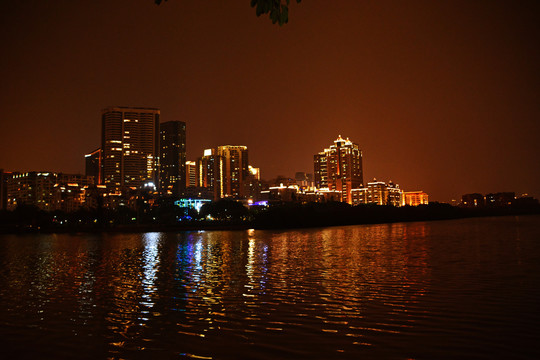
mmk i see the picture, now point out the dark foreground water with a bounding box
[1,215,539,359]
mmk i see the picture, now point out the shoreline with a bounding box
[1,206,538,235]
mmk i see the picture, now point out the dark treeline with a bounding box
[1,201,539,234]
[252,201,540,229]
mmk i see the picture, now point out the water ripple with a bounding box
[0,216,539,359]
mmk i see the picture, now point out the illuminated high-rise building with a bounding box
[159,121,186,197]
[185,161,197,188]
[197,149,224,201]
[314,136,363,204]
[216,145,249,198]
[196,145,249,200]
[101,107,160,190]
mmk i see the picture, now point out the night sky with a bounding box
[1,0,539,202]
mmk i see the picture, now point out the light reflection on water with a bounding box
[0,216,539,359]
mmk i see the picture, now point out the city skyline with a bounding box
[2,102,537,204]
[1,1,539,202]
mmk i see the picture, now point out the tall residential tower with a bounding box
[160,121,186,197]
[196,145,249,200]
[314,136,363,204]
[216,145,249,198]
[101,107,160,190]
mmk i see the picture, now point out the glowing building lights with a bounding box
[351,180,402,206]
[403,191,429,206]
[195,145,249,200]
[314,136,363,204]
[101,107,160,189]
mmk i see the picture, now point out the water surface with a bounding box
[1,215,539,359]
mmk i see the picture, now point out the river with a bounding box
[1,215,539,359]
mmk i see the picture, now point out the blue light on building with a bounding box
[174,198,211,213]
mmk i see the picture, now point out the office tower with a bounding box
[85,148,102,184]
[314,135,363,204]
[185,161,197,188]
[216,145,249,198]
[197,149,224,201]
[313,153,328,189]
[101,107,160,190]
[196,145,249,200]
[160,121,186,197]
[351,180,402,206]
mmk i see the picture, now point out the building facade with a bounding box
[216,145,249,198]
[461,193,484,207]
[485,192,515,207]
[85,148,102,184]
[185,161,197,188]
[314,136,363,204]
[101,107,160,190]
[196,149,224,201]
[313,153,328,189]
[0,170,13,210]
[196,145,249,200]
[403,191,429,206]
[159,121,186,197]
[351,180,402,206]
[6,172,94,211]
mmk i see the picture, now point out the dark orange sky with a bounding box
[1,0,539,202]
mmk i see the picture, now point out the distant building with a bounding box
[101,107,160,190]
[267,184,300,202]
[84,148,102,184]
[160,121,186,197]
[351,180,402,206]
[295,172,313,188]
[249,165,260,181]
[313,152,328,189]
[403,191,429,206]
[485,192,515,207]
[197,149,224,201]
[216,145,249,198]
[54,174,95,212]
[196,146,249,200]
[314,136,363,204]
[0,169,14,210]
[7,172,57,211]
[244,166,262,200]
[185,161,197,188]
[461,193,485,207]
[6,172,94,212]
[514,194,539,207]
[315,188,343,202]
[185,186,214,200]
[270,175,297,188]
